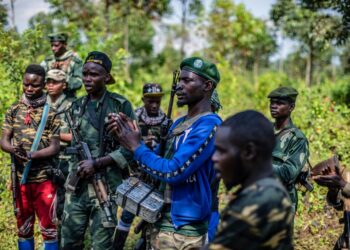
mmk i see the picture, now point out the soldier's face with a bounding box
[269,98,294,119]
[46,79,66,97]
[212,127,243,190]
[82,62,109,97]
[51,41,66,57]
[23,73,44,100]
[176,70,207,107]
[142,96,162,117]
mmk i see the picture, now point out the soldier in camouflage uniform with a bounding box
[0,64,61,250]
[41,32,83,98]
[268,86,310,214]
[45,69,73,241]
[206,110,293,250]
[60,51,135,250]
[115,83,168,249]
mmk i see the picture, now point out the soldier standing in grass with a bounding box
[0,64,61,250]
[41,32,83,98]
[202,110,293,250]
[268,86,310,216]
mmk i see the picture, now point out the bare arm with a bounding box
[31,137,60,160]
[0,129,14,154]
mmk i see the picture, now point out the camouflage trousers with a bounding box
[150,228,206,250]
[60,183,117,250]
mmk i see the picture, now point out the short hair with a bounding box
[222,110,275,158]
[25,64,46,80]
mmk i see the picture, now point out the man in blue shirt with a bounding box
[108,57,221,249]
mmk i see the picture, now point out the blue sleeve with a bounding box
[134,119,218,184]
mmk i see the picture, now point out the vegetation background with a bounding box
[1,0,350,249]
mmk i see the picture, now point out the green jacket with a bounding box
[68,90,136,191]
[41,50,83,97]
[272,119,309,210]
[209,177,293,250]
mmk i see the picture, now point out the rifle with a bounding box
[134,70,179,250]
[65,111,116,228]
[10,154,18,216]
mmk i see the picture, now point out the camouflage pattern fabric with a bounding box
[47,94,73,222]
[41,50,83,97]
[61,183,117,250]
[272,119,309,211]
[208,177,293,250]
[150,227,206,250]
[60,90,135,249]
[135,106,167,148]
[2,102,60,183]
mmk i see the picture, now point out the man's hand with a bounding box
[107,112,141,152]
[312,165,347,189]
[77,159,95,179]
[144,130,156,149]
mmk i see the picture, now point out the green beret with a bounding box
[267,86,298,102]
[48,32,68,43]
[180,57,220,85]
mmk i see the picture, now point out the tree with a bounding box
[271,0,342,86]
[207,0,276,82]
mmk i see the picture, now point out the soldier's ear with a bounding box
[241,142,257,161]
[63,82,67,90]
[203,80,213,92]
[105,74,111,84]
[289,103,295,112]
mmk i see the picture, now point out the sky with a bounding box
[3,0,295,58]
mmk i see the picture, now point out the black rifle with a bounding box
[10,154,18,216]
[134,70,179,250]
[65,111,116,228]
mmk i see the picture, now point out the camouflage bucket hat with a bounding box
[180,57,220,86]
[143,83,164,97]
[46,69,67,82]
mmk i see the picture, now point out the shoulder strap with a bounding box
[20,103,51,184]
[98,92,110,157]
[172,112,212,136]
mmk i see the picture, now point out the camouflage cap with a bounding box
[211,89,222,113]
[143,83,164,97]
[84,51,115,84]
[46,69,67,82]
[267,86,298,102]
[180,57,220,85]
[48,32,68,43]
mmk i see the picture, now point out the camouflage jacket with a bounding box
[272,119,309,210]
[41,50,83,96]
[208,177,293,250]
[47,94,73,152]
[134,106,168,149]
[2,100,60,183]
[67,90,136,191]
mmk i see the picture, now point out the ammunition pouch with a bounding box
[65,170,81,193]
[114,177,164,223]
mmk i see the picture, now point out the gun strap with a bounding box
[98,92,110,157]
[21,103,50,184]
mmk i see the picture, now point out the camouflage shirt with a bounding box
[272,119,309,210]
[135,106,168,148]
[47,94,73,152]
[208,177,293,250]
[41,50,83,96]
[68,90,136,191]
[2,101,60,183]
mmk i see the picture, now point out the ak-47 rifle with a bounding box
[336,170,350,250]
[134,70,180,250]
[10,154,18,216]
[65,111,116,228]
